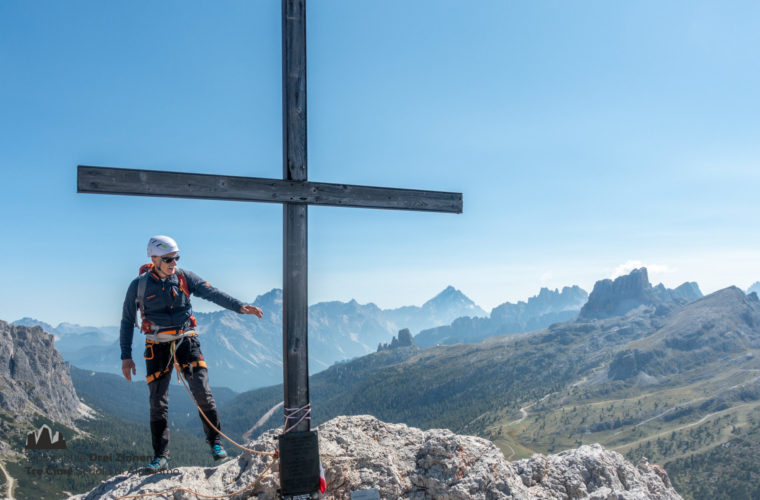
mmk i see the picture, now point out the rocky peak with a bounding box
[252,288,283,311]
[491,285,588,321]
[422,285,484,315]
[652,281,703,305]
[70,415,681,499]
[377,328,415,351]
[671,281,703,302]
[579,268,657,320]
[11,317,55,332]
[0,320,83,425]
[748,281,760,296]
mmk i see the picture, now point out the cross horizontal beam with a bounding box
[78,165,462,213]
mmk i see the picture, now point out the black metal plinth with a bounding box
[278,430,320,498]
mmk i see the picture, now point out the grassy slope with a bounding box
[484,350,760,500]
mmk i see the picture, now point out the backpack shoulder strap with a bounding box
[177,269,191,298]
[135,272,150,315]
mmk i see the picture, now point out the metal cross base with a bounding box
[278,430,321,498]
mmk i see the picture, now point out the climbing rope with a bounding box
[114,349,279,500]
[171,348,277,457]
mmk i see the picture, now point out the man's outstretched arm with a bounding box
[184,270,263,317]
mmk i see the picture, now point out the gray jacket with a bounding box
[120,267,245,360]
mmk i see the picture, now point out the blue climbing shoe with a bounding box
[145,457,169,473]
[211,443,228,461]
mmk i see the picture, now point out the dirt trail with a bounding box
[243,401,284,440]
[0,461,15,500]
[510,393,552,425]
[503,442,516,461]
[614,403,750,452]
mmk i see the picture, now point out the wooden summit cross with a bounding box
[78,0,461,497]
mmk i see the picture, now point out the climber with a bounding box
[119,235,263,472]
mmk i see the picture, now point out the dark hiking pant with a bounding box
[144,336,222,459]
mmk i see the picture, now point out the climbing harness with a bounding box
[143,332,203,385]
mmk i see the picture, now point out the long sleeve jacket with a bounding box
[120,267,245,360]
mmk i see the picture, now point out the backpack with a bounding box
[135,264,196,333]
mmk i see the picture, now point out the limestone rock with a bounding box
[579,269,657,320]
[0,320,83,425]
[70,415,681,499]
[378,329,416,351]
[514,446,678,499]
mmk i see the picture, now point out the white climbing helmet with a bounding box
[147,235,179,257]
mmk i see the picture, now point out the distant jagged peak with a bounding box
[252,288,282,307]
[11,317,54,333]
[309,297,382,314]
[672,281,703,299]
[651,281,703,305]
[56,321,82,329]
[530,285,588,305]
[610,266,652,290]
[536,285,586,298]
[377,328,415,351]
[579,267,656,320]
[490,284,588,318]
[421,285,487,317]
[423,285,473,307]
[585,268,704,316]
[748,281,760,296]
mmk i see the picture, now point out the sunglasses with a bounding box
[160,255,180,264]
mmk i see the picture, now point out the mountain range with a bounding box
[11,285,499,391]
[415,285,589,346]
[10,275,716,392]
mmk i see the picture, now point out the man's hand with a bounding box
[240,305,264,318]
[122,359,136,381]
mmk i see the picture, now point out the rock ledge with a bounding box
[71,415,681,499]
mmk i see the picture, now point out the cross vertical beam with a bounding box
[282,0,310,434]
[76,0,463,495]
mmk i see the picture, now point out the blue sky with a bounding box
[1,0,759,326]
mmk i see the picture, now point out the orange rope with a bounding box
[171,352,275,456]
